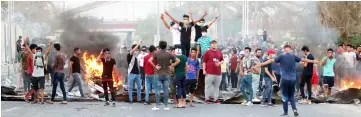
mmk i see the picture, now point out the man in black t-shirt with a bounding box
[67,48,87,98]
[299,46,314,104]
[194,17,218,42]
[127,42,142,103]
[165,9,207,57]
[97,48,119,107]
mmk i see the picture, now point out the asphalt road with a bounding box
[2,101,361,117]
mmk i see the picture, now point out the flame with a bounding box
[82,52,122,88]
[341,79,361,89]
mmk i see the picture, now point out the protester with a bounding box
[173,47,188,108]
[253,48,263,102]
[311,64,320,97]
[165,9,207,56]
[23,43,37,103]
[67,48,87,98]
[138,46,147,90]
[143,45,157,105]
[194,17,217,42]
[321,48,336,97]
[256,44,319,116]
[203,40,223,104]
[239,47,259,106]
[96,48,119,107]
[335,44,346,87]
[127,43,142,104]
[149,41,180,110]
[343,45,357,78]
[260,49,276,106]
[20,45,31,92]
[186,48,200,107]
[357,45,361,71]
[161,14,181,46]
[230,49,238,89]
[299,46,314,104]
[24,39,52,104]
[197,29,212,57]
[49,43,68,104]
[219,50,229,91]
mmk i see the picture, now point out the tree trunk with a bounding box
[341,31,348,44]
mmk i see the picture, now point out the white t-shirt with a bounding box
[137,53,147,67]
[343,52,356,68]
[32,54,45,77]
[171,25,181,45]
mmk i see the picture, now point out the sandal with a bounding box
[47,101,54,104]
[173,105,182,108]
[60,101,67,104]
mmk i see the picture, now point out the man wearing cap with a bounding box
[202,40,223,104]
[255,44,319,116]
[260,49,277,106]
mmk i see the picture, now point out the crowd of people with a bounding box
[17,9,361,117]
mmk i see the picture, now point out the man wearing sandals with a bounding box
[24,38,52,104]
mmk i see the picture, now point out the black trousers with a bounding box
[230,70,238,88]
[181,41,190,57]
[102,78,116,102]
[300,74,312,99]
[139,67,145,87]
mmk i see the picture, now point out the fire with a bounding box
[341,79,361,89]
[82,52,122,88]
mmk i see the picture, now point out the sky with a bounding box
[52,1,166,21]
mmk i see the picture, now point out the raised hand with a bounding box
[100,49,104,54]
[160,14,164,20]
[189,8,192,14]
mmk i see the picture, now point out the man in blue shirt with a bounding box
[256,45,318,117]
[186,48,200,107]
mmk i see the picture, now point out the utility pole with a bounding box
[220,1,223,45]
[155,1,160,46]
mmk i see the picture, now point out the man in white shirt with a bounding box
[161,14,181,46]
[343,45,357,78]
[138,46,148,89]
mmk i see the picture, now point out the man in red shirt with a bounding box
[202,40,223,104]
[143,45,157,105]
[230,49,238,89]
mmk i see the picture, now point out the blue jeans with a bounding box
[51,72,67,101]
[261,76,272,103]
[220,72,227,91]
[128,73,142,102]
[145,75,157,102]
[155,75,170,107]
[281,79,297,114]
[67,73,85,97]
[240,75,253,102]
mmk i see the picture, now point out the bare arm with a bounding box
[170,58,180,67]
[96,50,103,62]
[239,61,244,76]
[321,58,327,66]
[265,66,275,80]
[185,62,188,72]
[148,57,156,68]
[301,58,318,63]
[44,40,53,59]
[165,11,180,24]
[130,41,142,55]
[259,59,275,67]
[161,14,171,30]
[207,16,218,27]
[197,45,201,57]
[68,61,73,78]
[193,11,207,24]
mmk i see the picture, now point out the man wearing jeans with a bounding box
[239,47,259,106]
[20,50,31,92]
[127,43,142,104]
[253,48,263,102]
[143,45,157,105]
[49,43,67,104]
[261,49,276,106]
[256,44,319,116]
[149,41,180,111]
[202,40,223,104]
[67,48,87,98]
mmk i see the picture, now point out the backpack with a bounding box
[34,56,48,74]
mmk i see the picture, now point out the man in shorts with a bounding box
[186,48,200,107]
[321,48,336,97]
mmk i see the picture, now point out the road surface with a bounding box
[2,101,361,117]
